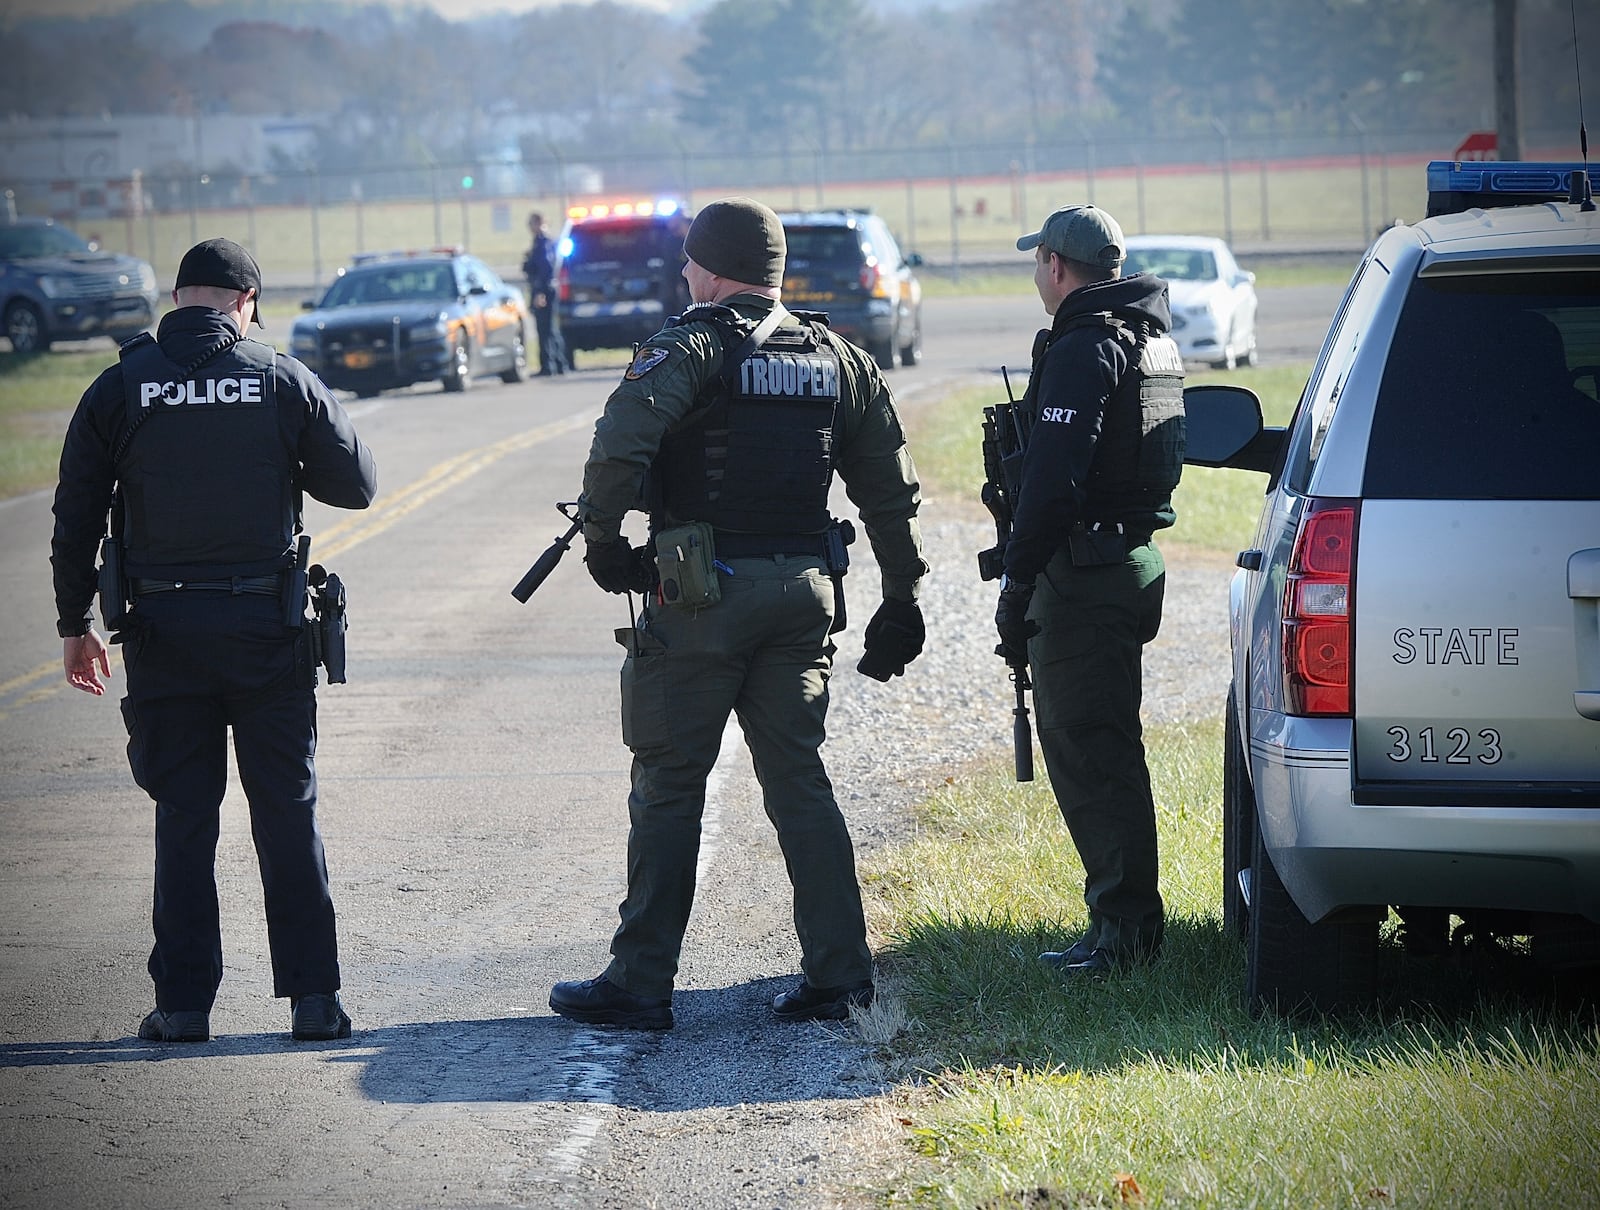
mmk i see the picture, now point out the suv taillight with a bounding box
[557,263,570,303]
[860,261,891,298]
[1283,498,1357,716]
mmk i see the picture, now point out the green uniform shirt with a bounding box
[578,293,928,602]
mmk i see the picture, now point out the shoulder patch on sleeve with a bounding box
[624,346,672,380]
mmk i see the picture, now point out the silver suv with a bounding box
[1187,161,1600,1015]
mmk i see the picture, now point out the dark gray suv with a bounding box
[778,209,923,370]
[1,218,157,353]
[1188,161,1600,1015]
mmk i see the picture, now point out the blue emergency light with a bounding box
[1426,160,1594,216]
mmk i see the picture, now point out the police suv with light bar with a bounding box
[1184,161,1600,1015]
[555,199,692,362]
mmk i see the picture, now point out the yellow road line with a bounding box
[316,410,593,562]
[5,409,595,713]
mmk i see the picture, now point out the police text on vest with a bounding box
[740,354,838,398]
[139,375,266,408]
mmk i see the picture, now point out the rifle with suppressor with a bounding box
[978,368,1035,782]
[511,501,583,603]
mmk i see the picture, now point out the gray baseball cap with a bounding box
[1016,205,1125,268]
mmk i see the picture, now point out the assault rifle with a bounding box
[979,368,1035,782]
[512,501,583,604]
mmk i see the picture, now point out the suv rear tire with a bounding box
[1246,819,1378,1016]
[898,317,922,367]
[1222,691,1252,940]
[870,336,896,371]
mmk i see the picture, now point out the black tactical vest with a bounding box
[654,310,841,536]
[1031,312,1187,534]
[116,333,298,577]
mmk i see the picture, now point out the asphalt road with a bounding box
[0,284,1342,1209]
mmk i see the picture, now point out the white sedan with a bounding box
[1124,234,1258,370]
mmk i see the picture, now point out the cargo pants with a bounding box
[1029,539,1167,959]
[603,553,873,1000]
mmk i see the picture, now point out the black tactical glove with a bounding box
[994,578,1039,665]
[857,598,926,682]
[584,538,653,595]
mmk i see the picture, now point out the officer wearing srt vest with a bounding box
[994,205,1185,977]
[51,237,378,1043]
[548,197,929,1030]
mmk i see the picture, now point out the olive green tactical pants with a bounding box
[603,553,873,1000]
[1029,540,1167,959]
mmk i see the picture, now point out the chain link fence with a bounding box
[4,127,1569,292]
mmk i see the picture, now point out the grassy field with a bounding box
[859,371,1600,1208]
[70,155,1403,289]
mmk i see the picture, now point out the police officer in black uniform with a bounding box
[52,237,378,1043]
[522,211,569,375]
[993,205,1185,977]
[547,197,928,1030]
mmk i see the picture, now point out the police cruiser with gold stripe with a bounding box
[290,248,530,397]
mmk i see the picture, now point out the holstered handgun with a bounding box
[96,535,128,633]
[822,518,855,634]
[308,565,348,684]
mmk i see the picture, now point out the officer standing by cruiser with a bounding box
[993,205,1185,977]
[548,197,929,1030]
[522,211,569,375]
[51,237,378,1043]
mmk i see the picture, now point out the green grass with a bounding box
[859,735,1600,1209]
[907,362,1306,558]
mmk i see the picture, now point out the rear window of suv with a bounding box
[566,221,682,269]
[1363,270,1600,499]
[785,227,866,266]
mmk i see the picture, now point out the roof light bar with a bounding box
[1425,160,1593,217]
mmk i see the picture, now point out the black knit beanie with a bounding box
[682,197,786,287]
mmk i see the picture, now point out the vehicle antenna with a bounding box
[1572,0,1595,209]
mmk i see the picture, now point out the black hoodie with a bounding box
[1003,272,1183,583]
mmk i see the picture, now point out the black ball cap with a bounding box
[175,237,264,329]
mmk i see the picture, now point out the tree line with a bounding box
[2,0,1593,178]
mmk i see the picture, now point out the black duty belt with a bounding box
[132,575,283,597]
[711,531,826,558]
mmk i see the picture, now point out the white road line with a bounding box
[546,718,741,1176]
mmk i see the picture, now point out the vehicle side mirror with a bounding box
[1183,383,1284,473]
[302,299,316,310]
[905,252,924,267]
[1233,270,1255,286]
[469,284,488,295]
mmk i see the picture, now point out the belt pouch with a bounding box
[654,521,721,609]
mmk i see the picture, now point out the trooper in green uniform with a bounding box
[549,197,929,1030]
[993,204,1186,977]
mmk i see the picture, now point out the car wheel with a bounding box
[1245,817,1379,1016]
[500,327,530,384]
[441,337,472,393]
[1211,328,1238,371]
[871,335,896,371]
[1241,328,1259,367]
[5,300,48,355]
[898,312,922,367]
[1221,690,1253,941]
